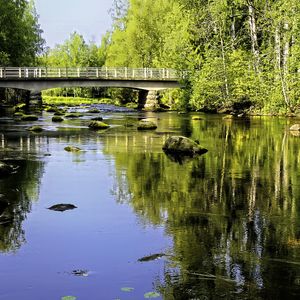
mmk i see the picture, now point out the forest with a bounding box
[1,0,300,114]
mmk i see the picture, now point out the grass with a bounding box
[42,96,119,106]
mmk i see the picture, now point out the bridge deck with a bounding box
[0,67,185,81]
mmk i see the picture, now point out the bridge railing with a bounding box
[0,67,186,81]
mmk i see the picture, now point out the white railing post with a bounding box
[19,68,22,78]
[166,69,169,79]
[144,68,147,79]
[25,68,28,78]
[77,68,80,77]
[0,68,2,78]
[105,67,108,78]
[132,69,135,78]
[114,69,117,78]
[96,68,99,78]
[58,68,61,78]
[125,67,127,79]
[150,69,153,79]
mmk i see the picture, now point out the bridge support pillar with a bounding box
[26,91,42,111]
[143,90,160,111]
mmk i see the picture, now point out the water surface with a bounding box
[0,107,300,299]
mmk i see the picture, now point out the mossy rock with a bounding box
[163,136,208,156]
[45,106,59,112]
[21,114,38,121]
[28,126,43,132]
[64,146,81,152]
[87,108,100,113]
[52,116,64,122]
[88,121,110,129]
[290,124,300,131]
[91,116,103,121]
[192,116,203,120]
[137,120,157,130]
[14,103,26,112]
[14,112,24,117]
[65,113,84,118]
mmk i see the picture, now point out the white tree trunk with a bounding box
[248,1,259,71]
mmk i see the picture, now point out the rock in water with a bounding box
[71,269,89,277]
[137,120,157,130]
[64,146,81,152]
[21,114,38,121]
[52,116,64,122]
[28,126,43,132]
[162,136,208,156]
[88,121,110,129]
[290,124,300,131]
[48,204,77,212]
[138,253,165,262]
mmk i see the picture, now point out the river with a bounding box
[0,106,299,299]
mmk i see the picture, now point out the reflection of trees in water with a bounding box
[104,116,300,298]
[0,135,44,252]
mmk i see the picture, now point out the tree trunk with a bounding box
[248,1,259,71]
[230,7,236,50]
[219,28,229,101]
[281,21,291,109]
[275,27,281,72]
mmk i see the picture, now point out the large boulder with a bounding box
[163,136,208,156]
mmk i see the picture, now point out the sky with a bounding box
[35,0,114,48]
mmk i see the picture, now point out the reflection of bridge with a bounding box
[0,67,186,109]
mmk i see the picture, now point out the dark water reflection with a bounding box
[0,109,300,299]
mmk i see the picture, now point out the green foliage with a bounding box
[0,0,44,66]
[106,0,300,113]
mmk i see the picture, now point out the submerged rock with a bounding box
[138,253,166,262]
[91,116,103,121]
[162,136,208,156]
[48,204,77,212]
[137,120,157,130]
[28,126,43,132]
[65,113,83,118]
[21,114,38,121]
[88,108,100,113]
[71,269,89,277]
[64,146,81,152]
[52,116,64,122]
[88,121,110,129]
[290,124,300,131]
